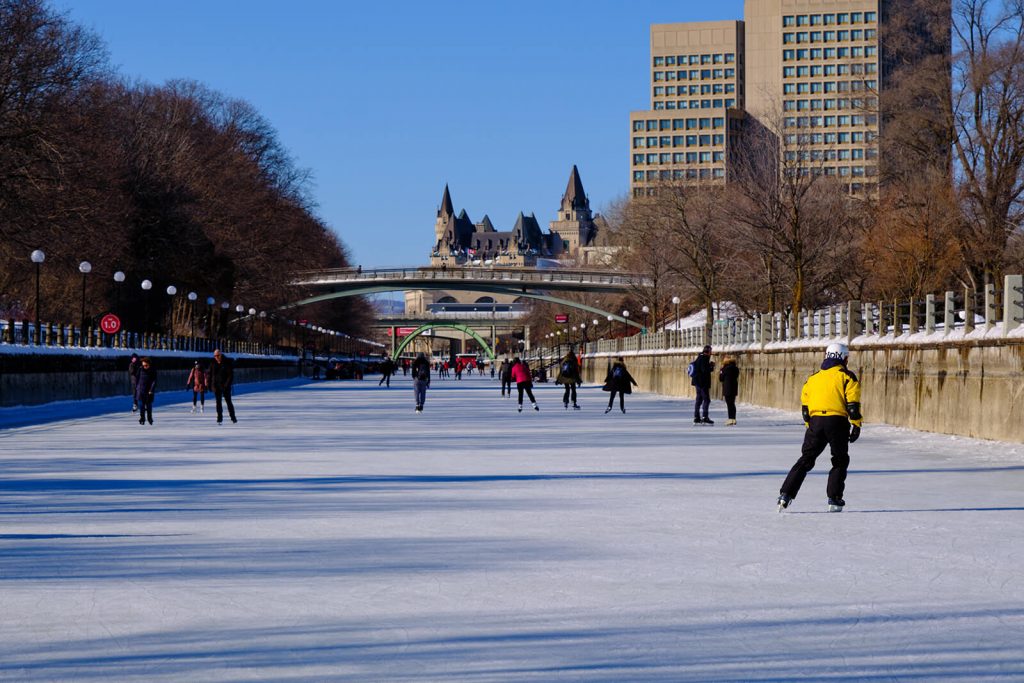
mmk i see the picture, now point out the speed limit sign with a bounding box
[100,313,121,334]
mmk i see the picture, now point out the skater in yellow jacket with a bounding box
[777,343,862,512]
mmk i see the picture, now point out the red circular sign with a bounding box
[100,313,121,334]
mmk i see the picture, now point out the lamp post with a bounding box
[672,296,681,344]
[30,250,45,339]
[165,285,177,337]
[248,308,256,340]
[141,279,152,332]
[235,304,244,339]
[187,292,197,339]
[622,310,630,337]
[642,305,650,332]
[77,261,92,336]
[606,314,613,338]
[113,271,125,316]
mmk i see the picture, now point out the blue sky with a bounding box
[56,0,746,268]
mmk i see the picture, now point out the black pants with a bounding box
[694,386,710,419]
[192,390,205,406]
[562,383,577,405]
[724,394,736,420]
[501,378,512,396]
[517,383,536,405]
[607,390,625,410]
[780,415,851,501]
[138,395,153,423]
[214,387,236,423]
[379,373,391,386]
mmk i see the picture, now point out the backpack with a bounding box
[561,360,572,375]
[612,365,624,380]
[416,365,429,381]
[686,361,696,378]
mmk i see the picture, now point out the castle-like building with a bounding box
[406,165,613,316]
[430,165,604,268]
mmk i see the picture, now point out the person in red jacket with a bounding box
[510,357,539,413]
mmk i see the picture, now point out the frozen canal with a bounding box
[1,374,1022,681]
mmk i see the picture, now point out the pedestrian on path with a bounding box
[777,343,863,513]
[186,360,207,414]
[510,357,539,412]
[719,356,739,425]
[135,357,157,425]
[556,346,582,410]
[603,357,638,413]
[210,349,237,424]
[690,345,715,425]
[412,352,431,413]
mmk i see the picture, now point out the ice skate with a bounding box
[693,416,702,425]
[518,406,523,413]
[190,406,197,414]
[702,417,715,425]
[777,494,792,512]
[726,418,736,426]
[620,407,626,413]
[564,402,569,410]
[533,404,539,412]
[605,406,612,414]
[573,404,581,410]
[200,405,204,413]
[827,498,845,513]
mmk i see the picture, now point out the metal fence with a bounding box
[572,274,1024,356]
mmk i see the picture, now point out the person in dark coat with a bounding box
[555,346,582,410]
[378,357,395,387]
[499,358,513,398]
[411,352,431,413]
[603,357,638,414]
[691,345,715,425]
[128,353,141,413]
[719,357,739,425]
[209,349,237,424]
[134,357,157,425]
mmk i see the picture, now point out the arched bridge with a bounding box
[287,267,650,328]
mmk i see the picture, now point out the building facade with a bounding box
[629,0,948,196]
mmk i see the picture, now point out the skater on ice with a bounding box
[210,349,237,424]
[134,357,157,425]
[603,357,638,414]
[719,356,739,425]
[411,352,431,413]
[690,345,715,425]
[777,342,862,512]
[187,360,207,414]
[556,345,582,410]
[510,357,539,412]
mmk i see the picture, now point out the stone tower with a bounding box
[548,165,597,254]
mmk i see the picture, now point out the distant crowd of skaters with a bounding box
[125,339,862,512]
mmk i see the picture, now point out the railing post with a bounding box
[964,286,975,333]
[944,291,955,335]
[1003,274,1024,336]
[907,299,919,335]
[985,283,996,331]
[892,300,902,337]
[925,294,936,335]
[847,301,862,341]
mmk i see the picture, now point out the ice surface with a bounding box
[1,374,1022,681]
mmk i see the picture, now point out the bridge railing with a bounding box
[293,266,648,288]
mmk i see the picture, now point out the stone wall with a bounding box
[0,353,299,408]
[583,341,1024,442]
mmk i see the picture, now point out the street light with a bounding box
[672,296,681,341]
[30,250,45,338]
[187,292,197,338]
[248,307,256,340]
[141,279,152,332]
[113,271,125,315]
[642,305,650,332]
[78,261,92,333]
[622,310,630,336]
[607,314,613,338]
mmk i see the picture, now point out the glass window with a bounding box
[796,49,809,59]
[725,68,736,78]
[811,31,822,42]
[647,136,658,146]
[811,49,823,59]
[672,118,685,129]
[797,66,809,77]
[783,50,795,61]
[824,14,835,25]
[837,13,849,24]
[838,30,849,41]
[713,69,724,79]
[632,137,644,148]
[647,153,658,163]
[654,72,665,81]
[725,53,735,63]
[865,29,877,40]
[646,120,658,131]
[825,30,836,41]
[672,152,684,163]
[672,135,684,145]
[865,11,877,22]
[713,151,725,162]
[796,15,808,26]
[666,86,677,95]
[713,134,725,145]
[783,15,796,27]
[689,70,699,79]
[713,53,723,63]
[633,154,644,164]
[699,151,712,163]
[654,57,664,67]
[633,171,644,181]
[796,32,808,43]
[686,152,698,163]
[725,99,736,108]
[660,136,671,146]
[666,56,676,66]
[784,83,796,94]
[701,54,712,64]
[851,12,863,23]
[665,101,676,109]
[654,87,665,96]
[660,120,671,130]
[852,29,863,40]
[689,55,700,65]
[866,46,877,57]
[660,153,671,163]
[686,135,697,146]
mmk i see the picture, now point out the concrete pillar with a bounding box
[944,291,955,335]
[759,314,769,347]
[862,303,873,335]
[892,300,902,337]
[1003,274,1024,336]
[847,301,862,340]
[925,294,936,334]
[524,325,530,351]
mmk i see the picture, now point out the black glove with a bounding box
[849,425,861,443]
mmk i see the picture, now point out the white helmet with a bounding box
[824,342,849,361]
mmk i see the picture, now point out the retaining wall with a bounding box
[582,341,1024,442]
[0,352,300,408]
